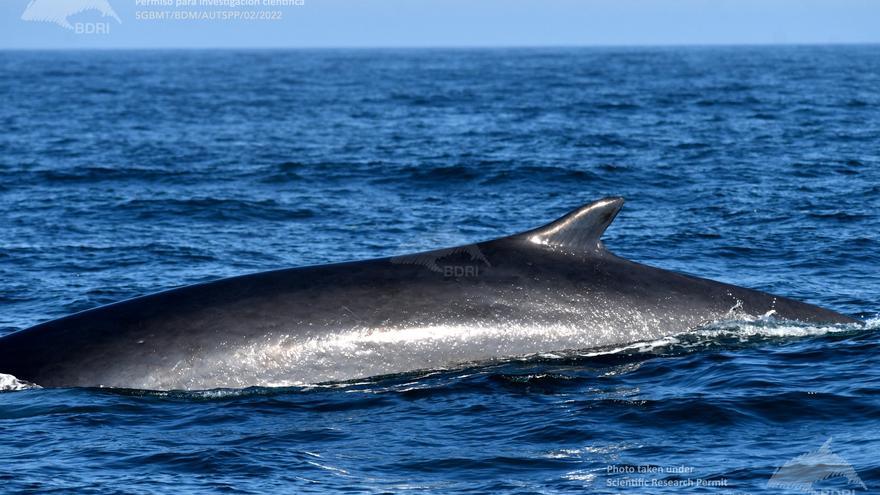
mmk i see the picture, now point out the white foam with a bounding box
[0,373,41,392]
[694,312,874,340]
[532,316,875,361]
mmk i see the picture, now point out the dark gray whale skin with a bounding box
[0,198,856,389]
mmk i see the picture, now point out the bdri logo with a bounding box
[21,0,121,33]
[391,244,490,277]
[769,438,867,494]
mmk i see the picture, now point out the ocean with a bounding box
[0,46,878,493]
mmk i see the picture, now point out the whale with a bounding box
[0,197,857,390]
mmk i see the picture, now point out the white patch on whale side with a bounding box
[106,315,876,392]
[0,373,41,392]
[138,322,627,390]
[131,303,718,390]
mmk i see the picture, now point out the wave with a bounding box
[116,197,316,222]
[544,316,877,361]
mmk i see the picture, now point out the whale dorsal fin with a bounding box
[514,197,624,253]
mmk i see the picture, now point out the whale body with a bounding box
[0,197,856,389]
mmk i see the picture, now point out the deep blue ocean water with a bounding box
[0,46,878,493]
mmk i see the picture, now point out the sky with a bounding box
[1,0,879,49]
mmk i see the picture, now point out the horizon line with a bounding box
[2,40,879,51]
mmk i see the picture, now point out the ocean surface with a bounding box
[0,46,878,493]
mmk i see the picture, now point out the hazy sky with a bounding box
[1,0,878,49]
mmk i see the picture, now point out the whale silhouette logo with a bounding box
[768,438,867,493]
[21,0,121,30]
